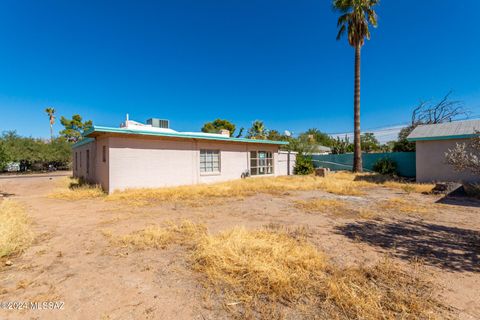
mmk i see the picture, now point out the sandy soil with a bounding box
[0,174,479,320]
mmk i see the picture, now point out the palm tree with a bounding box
[45,107,56,142]
[333,0,378,172]
[247,120,267,139]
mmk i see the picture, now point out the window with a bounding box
[80,151,82,168]
[75,152,78,171]
[102,145,106,162]
[200,149,220,173]
[86,150,90,175]
[250,151,273,175]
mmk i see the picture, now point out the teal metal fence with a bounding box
[312,152,416,177]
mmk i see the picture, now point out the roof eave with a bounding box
[407,133,479,142]
[83,126,289,145]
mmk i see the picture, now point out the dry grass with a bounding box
[49,177,105,200]
[295,198,348,214]
[379,197,431,215]
[114,220,207,249]
[50,172,434,205]
[108,175,366,206]
[383,181,435,194]
[295,198,376,219]
[0,200,34,258]
[192,226,441,319]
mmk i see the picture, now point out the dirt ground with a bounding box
[0,173,479,320]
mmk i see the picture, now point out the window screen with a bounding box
[200,150,220,173]
[250,151,273,175]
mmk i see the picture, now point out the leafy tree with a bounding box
[60,114,93,143]
[0,131,72,171]
[393,126,416,152]
[0,142,9,170]
[201,119,236,136]
[246,120,268,139]
[294,154,314,175]
[445,132,480,175]
[331,136,353,154]
[45,107,56,142]
[360,132,380,153]
[380,141,395,153]
[299,128,334,147]
[267,130,286,141]
[334,0,379,172]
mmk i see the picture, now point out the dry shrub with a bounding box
[0,200,34,258]
[192,227,441,319]
[379,197,430,215]
[117,220,206,249]
[49,177,105,200]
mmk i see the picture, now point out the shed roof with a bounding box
[407,119,480,141]
[73,125,288,148]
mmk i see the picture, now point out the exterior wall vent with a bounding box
[146,118,170,129]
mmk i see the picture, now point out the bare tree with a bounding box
[411,91,470,126]
[445,132,480,175]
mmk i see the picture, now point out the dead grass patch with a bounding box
[192,227,442,319]
[0,200,34,258]
[113,220,207,249]
[295,198,376,219]
[48,177,105,200]
[383,181,435,194]
[108,175,366,206]
[347,172,435,194]
[295,198,348,214]
[379,197,431,215]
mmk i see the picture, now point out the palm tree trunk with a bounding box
[353,44,363,172]
[50,124,53,142]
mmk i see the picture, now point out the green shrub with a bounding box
[294,154,314,175]
[372,158,397,175]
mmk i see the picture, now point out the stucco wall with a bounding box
[416,139,479,183]
[104,136,292,193]
[72,139,109,191]
[72,141,95,182]
[277,151,297,176]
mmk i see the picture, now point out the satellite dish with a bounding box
[284,130,292,137]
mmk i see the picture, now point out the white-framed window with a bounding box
[200,149,220,173]
[250,151,273,175]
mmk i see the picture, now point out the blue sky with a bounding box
[1,0,479,139]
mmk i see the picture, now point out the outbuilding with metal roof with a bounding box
[407,119,480,182]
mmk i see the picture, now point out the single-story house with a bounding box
[72,118,296,193]
[311,145,332,155]
[407,119,480,183]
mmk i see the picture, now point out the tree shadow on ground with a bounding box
[336,219,480,272]
[436,196,480,208]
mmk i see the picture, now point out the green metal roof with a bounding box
[78,125,289,146]
[407,119,480,142]
[72,137,95,148]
